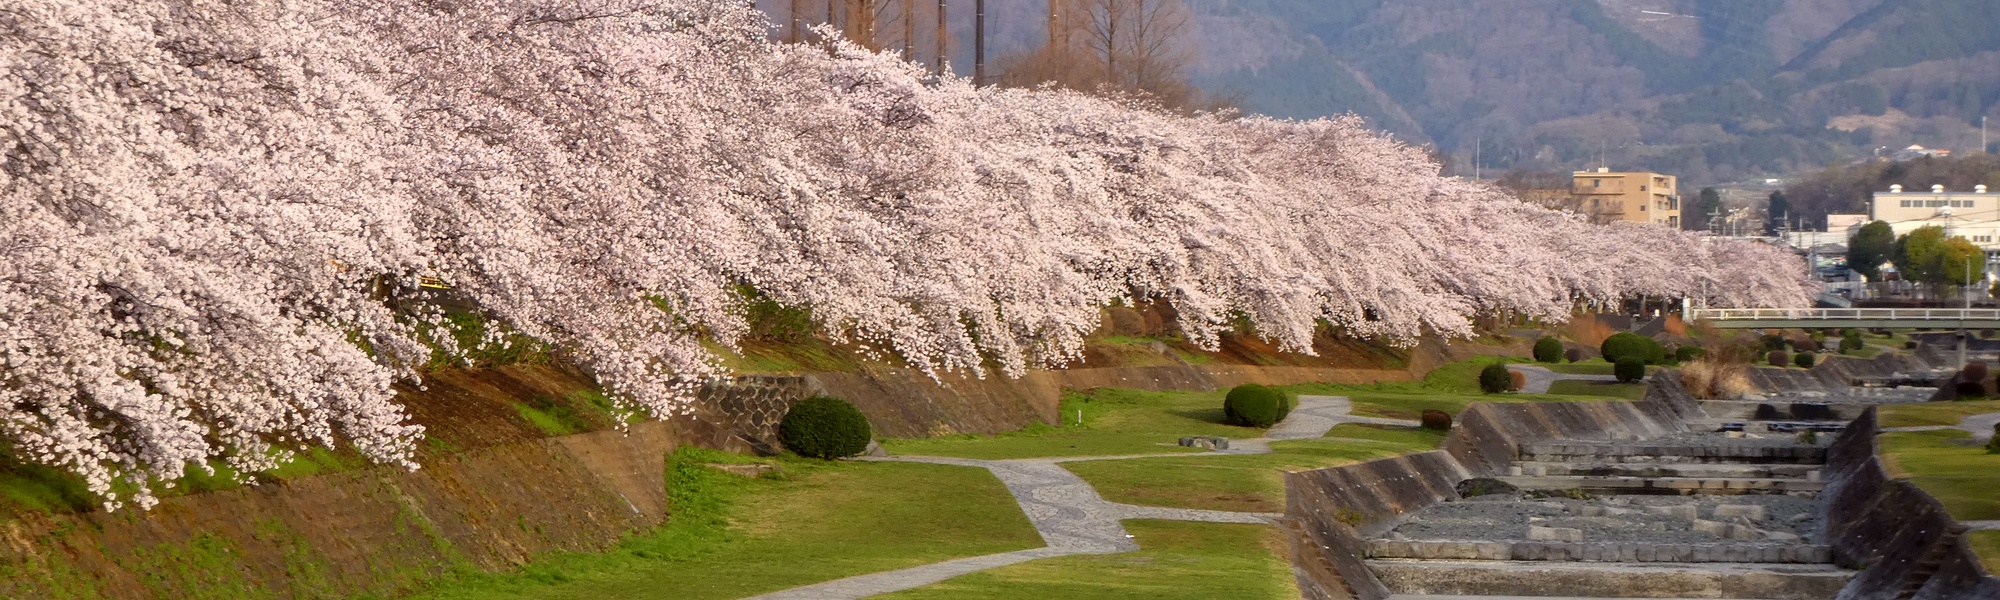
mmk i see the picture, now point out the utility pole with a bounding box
[973,0,986,85]
[1473,136,1481,180]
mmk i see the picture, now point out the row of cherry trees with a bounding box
[0,0,1815,508]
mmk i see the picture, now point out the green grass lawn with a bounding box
[1879,430,2000,521]
[877,520,1298,600]
[1971,531,2000,574]
[1538,358,1668,377]
[1064,425,1445,512]
[884,358,1616,460]
[1545,380,1649,400]
[881,389,1258,460]
[1879,400,2000,428]
[405,449,1039,600]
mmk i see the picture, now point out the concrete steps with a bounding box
[1519,443,1826,465]
[1388,596,1775,600]
[1508,462,1819,480]
[1494,475,1825,495]
[1367,539,1833,564]
[1367,559,1854,600]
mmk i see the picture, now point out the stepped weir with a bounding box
[1286,354,1998,600]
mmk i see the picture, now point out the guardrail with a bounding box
[1687,308,2000,322]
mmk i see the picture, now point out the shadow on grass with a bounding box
[1166,407,1232,427]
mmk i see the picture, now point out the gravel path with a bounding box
[1881,410,2000,442]
[1508,365,1621,394]
[746,394,1366,599]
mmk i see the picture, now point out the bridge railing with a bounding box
[1687,308,2000,322]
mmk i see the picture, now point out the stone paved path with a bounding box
[1508,364,1622,394]
[1881,410,2000,442]
[1965,520,2000,531]
[744,395,1367,600]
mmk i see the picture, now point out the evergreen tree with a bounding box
[1764,190,1790,235]
[1847,221,1895,281]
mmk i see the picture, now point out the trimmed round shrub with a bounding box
[1674,345,1705,362]
[1224,384,1291,428]
[1564,348,1584,363]
[1601,332,1666,365]
[1421,409,1453,431]
[1839,332,1864,353]
[1768,350,1789,367]
[1955,381,1986,399]
[1905,340,1919,349]
[1965,362,1990,383]
[1533,337,1563,363]
[1788,339,1817,353]
[1985,330,1996,340]
[778,396,873,459]
[1509,369,1527,391]
[1759,334,1787,352]
[1479,363,1513,394]
[1794,353,1816,368]
[1614,358,1645,383]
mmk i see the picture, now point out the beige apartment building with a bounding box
[1572,168,1681,227]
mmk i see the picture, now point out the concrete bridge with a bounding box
[1686,308,2000,329]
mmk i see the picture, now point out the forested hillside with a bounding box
[1188,0,2000,184]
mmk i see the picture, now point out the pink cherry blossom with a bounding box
[0,0,1813,509]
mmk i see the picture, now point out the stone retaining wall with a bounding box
[1818,408,2000,599]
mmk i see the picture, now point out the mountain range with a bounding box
[1186,0,2000,184]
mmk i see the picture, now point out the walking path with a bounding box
[1508,364,1621,394]
[751,380,1610,599]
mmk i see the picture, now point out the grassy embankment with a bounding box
[1877,401,2000,573]
[405,448,1039,600]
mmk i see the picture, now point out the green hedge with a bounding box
[1614,358,1646,383]
[778,396,873,459]
[1533,337,1563,363]
[1479,363,1512,394]
[1223,384,1292,428]
[1600,332,1664,365]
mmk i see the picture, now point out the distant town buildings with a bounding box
[1866,183,2000,271]
[1571,168,1681,227]
[1890,145,1952,161]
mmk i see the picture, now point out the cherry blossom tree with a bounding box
[0,0,1815,509]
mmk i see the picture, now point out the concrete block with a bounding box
[1527,526,1584,543]
[1712,504,1767,520]
[1646,505,1699,519]
[1693,519,1732,538]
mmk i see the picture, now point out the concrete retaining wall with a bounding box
[1747,353,1937,392]
[1287,370,1703,600]
[1818,408,2000,599]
